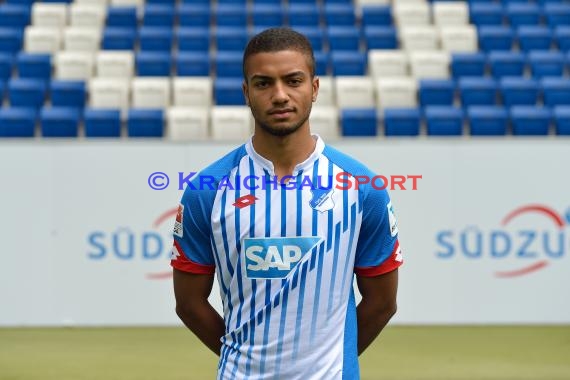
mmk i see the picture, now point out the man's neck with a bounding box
[252,129,317,179]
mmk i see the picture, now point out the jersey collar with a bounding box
[245,134,325,176]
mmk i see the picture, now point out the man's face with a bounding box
[243,50,319,137]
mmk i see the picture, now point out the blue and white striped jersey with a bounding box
[171,136,402,380]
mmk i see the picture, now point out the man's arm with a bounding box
[173,268,226,356]
[356,268,399,355]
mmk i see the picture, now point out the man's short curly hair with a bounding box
[242,27,316,80]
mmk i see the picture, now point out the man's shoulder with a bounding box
[322,144,375,177]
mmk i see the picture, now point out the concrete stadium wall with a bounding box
[1,139,569,326]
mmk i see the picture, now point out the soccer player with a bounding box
[171,27,402,379]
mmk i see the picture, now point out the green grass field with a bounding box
[1,326,569,380]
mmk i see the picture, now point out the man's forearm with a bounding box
[356,299,397,355]
[176,302,226,356]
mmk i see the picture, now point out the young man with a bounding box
[171,28,402,379]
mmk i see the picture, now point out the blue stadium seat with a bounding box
[553,106,570,135]
[505,3,541,27]
[0,107,36,137]
[0,79,4,101]
[510,106,551,135]
[325,0,352,3]
[0,53,13,80]
[467,106,508,135]
[215,4,247,27]
[292,27,325,52]
[425,106,464,136]
[544,4,570,29]
[419,80,456,106]
[555,26,570,52]
[252,4,285,28]
[0,4,30,28]
[106,7,138,29]
[488,51,526,78]
[253,0,282,4]
[102,27,137,50]
[327,26,361,51]
[146,0,176,5]
[0,27,23,54]
[40,107,80,137]
[50,80,86,109]
[517,26,554,52]
[143,4,175,27]
[16,53,51,79]
[361,6,392,28]
[215,27,249,52]
[8,78,46,108]
[331,51,366,76]
[177,27,210,53]
[177,4,210,28]
[384,108,421,136]
[179,0,209,4]
[175,52,210,76]
[341,108,377,136]
[214,77,244,105]
[499,77,539,106]
[364,27,397,50]
[139,27,173,52]
[478,26,515,52]
[528,51,565,78]
[541,78,570,106]
[84,109,122,138]
[324,4,355,26]
[288,4,321,27]
[470,3,504,27]
[218,0,246,4]
[215,52,242,78]
[459,77,498,107]
[289,0,319,4]
[451,53,487,78]
[314,51,329,75]
[128,109,164,137]
[136,52,171,76]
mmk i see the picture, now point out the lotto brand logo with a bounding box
[244,237,323,279]
[233,194,257,208]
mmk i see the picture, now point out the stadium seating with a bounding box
[50,80,86,109]
[419,80,455,107]
[541,78,570,107]
[459,77,497,107]
[40,107,80,137]
[468,106,509,136]
[168,106,210,140]
[425,106,464,136]
[451,53,487,78]
[510,106,551,135]
[488,51,526,78]
[309,106,340,139]
[84,108,122,137]
[384,108,421,136]
[16,53,51,79]
[500,77,540,107]
[0,107,36,137]
[127,109,164,137]
[341,108,377,136]
[553,106,570,135]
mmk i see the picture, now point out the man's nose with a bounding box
[271,82,289,103]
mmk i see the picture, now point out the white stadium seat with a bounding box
[90,78,130,111]
[168,107,210,141]
[432,2,469,27]
[75,0,109,5]
[309,106,340,140]
[96,51,134,78]
[55,51,94,80]
[70,4,106,28]
[400,26,439,51]
[376,77,418,110]
[409,51,450,79]
[32,3,68,28]
[211,106,253,141]
[393,3,431,27]
[314,76,335,106]
[64,27,101,52]
[439,26,478,53]
[172,77,212,108]
[368,50,409,79]
[334,76,375,109]
[24,26,62,54]
[110,0,144,7]
[132,77,171,109]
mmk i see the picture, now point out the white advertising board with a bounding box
[0,139,569,326]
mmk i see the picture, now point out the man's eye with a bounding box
[254,82,268,88]
[289,79,302,86]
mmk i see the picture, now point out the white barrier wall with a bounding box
[1,139,569,326]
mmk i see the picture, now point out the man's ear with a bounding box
[312,76,320,102]
[242,80,249,106]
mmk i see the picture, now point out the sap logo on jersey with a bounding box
[244,237,323,279]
